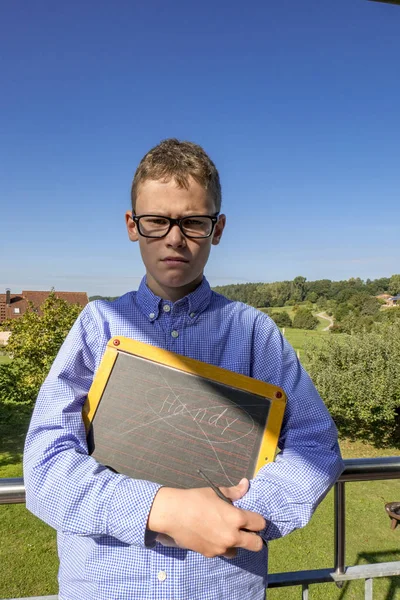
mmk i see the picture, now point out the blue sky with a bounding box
[1,0,399,297]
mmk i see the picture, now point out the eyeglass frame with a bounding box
[130,212,220,239]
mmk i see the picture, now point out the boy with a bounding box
[24,138,344,600]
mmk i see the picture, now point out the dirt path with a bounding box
[316,312,334,331]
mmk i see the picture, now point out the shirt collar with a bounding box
[136,276,212,322]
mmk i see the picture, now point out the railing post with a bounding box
[365,578,373,600]
[334,481,346,587]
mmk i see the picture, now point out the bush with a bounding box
[303,322,400,445]
[0,292,83,406]
[292,308,318,330]
[270,311,292,328]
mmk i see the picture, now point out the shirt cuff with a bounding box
[234,479,303,542]
[107,477,162,546]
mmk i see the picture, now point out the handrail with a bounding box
[2,456,400,599]
[0,478,25,503]
[3,456,400,503]
[339,456,400,481]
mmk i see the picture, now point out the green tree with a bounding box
[303,322,400,445]
[0,292,83,405]
[377,306,400,325]
[291,276,307,303]
[306,291,318,304]
[269,311,292,328]
[389,274,400,296]
[292,308,318,330]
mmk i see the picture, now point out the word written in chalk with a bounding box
[160,393,239,436]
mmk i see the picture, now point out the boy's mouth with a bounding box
[162,256,189,264]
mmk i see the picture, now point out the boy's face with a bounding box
[125,177,226,302]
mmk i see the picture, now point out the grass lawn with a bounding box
[283,327,329,356]
[258,307,334,355]
[0,354,11,365]
[1,406,400,599]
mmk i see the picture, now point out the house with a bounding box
[376,293,392,301]
[376,293,400,308]
[388,294,400,306]
[0,289,88,325]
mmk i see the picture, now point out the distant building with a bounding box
[388,294,400,306]
[376,293,392,301]
[376,293,400,308]
[0,289,88,325]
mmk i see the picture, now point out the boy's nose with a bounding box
[165,223,186,247]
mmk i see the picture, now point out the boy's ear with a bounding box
[125,211,139,242]
[212,214,226,246]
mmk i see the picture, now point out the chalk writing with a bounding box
[145,386,254,444]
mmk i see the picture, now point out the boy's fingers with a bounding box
[236,529,264,553]
[220,478,249,502]
[241,509,266,533]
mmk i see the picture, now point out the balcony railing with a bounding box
[2,456,400,599]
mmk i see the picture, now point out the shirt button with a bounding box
[190,312,196,318]
[157,571,167,582]
[163,304,171,313]
[149,312,155,319]
[171,330,179,338]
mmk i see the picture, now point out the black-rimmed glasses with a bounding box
[131,213,220,239]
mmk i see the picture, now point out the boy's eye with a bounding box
[144,217,169,226]
[184,219,203,226]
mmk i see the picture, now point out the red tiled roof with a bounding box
[22,291,88,308]
[0,291,88,324]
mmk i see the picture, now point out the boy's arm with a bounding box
[23,306,162,547]
[24,305,266,555]
[234,318,344,541]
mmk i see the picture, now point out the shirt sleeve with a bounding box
[23,305,162,547]
[234,315,344,541]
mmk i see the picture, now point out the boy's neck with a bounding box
[145,274,204,303]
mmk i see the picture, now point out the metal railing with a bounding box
[2,456,400,599]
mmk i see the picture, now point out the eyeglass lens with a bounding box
[138,216,214,238]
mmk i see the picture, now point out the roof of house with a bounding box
[390,294,400,301]
[22,290,88,308]
[0,290,88,323]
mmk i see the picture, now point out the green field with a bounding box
[284,327,328,355]
[1,405,400,599]
[0,354,11,365]
[258,307,332,355]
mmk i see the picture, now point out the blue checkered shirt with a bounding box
[24,276,343,600]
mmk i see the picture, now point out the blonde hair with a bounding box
[131,138,222,212]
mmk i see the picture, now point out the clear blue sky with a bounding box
[1,0,399,297]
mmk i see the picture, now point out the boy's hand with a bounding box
[148,478,266,558]
[155,478,250,550]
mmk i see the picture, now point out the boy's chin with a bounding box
[163,277,198,290]
[156,274,203,293]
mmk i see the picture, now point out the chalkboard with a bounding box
[83,337,286,489]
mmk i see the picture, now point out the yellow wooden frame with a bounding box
[83,336,287,475]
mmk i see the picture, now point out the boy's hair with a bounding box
[131,138,222,212]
